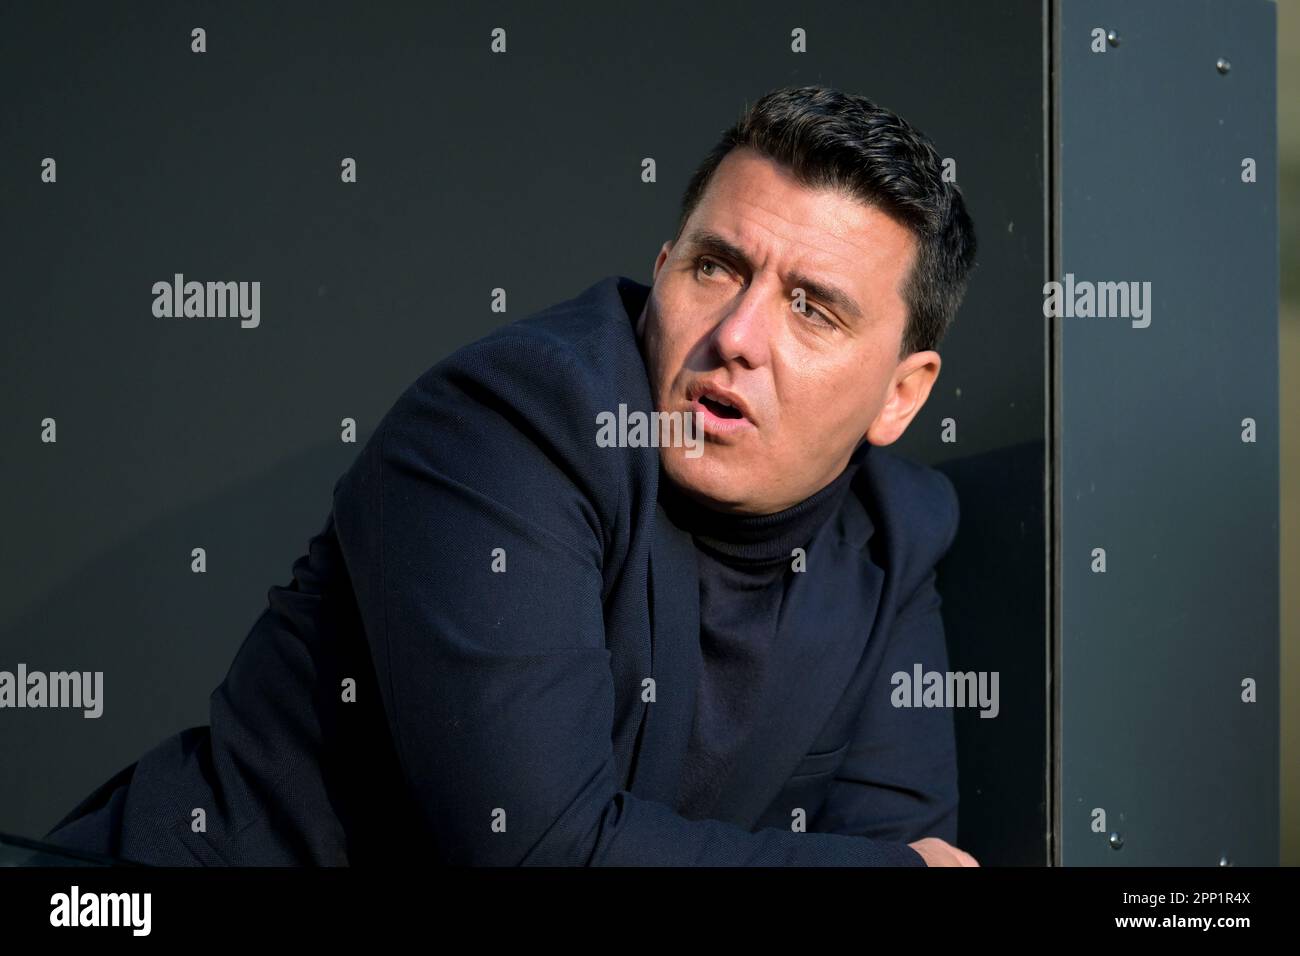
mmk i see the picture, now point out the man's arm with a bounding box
[331,331,925,866]
[811,476,962,845]
[811,565,960,845]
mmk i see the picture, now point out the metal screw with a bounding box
[1216,58,1231,74]
[1107,30,1120,47]
[1108,831,1124,850]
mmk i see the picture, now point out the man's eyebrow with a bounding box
[683,229,865,323]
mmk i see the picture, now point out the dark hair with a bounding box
[675,85,977,358]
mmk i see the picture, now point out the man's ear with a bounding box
[652,240,673,283]
[865,350,942,447]
[640,241,675,338]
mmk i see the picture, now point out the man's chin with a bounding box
[657,451,757,513]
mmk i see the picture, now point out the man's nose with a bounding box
[710,284,776,368]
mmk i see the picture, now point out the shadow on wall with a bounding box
[936,439,1048,867]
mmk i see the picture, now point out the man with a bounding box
[45,85,979,866]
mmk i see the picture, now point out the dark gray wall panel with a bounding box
[0,0,1052,864]
[1056,0,1279,865]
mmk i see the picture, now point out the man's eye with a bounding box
[696,255,723,279]
[794,301,836,330]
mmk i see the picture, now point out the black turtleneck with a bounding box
[659,447,866,819]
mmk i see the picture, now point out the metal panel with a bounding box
[1056,0,1279,865]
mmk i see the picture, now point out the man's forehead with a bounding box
[697,149,915,257]
[703,148,878,231]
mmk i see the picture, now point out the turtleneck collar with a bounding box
[658,442,870,567]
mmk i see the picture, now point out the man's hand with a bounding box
[908,837,980,867]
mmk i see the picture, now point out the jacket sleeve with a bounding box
[331,329,925,866]
[811,471,961,846]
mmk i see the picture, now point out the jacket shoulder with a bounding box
[855,444,960,590]
[394,275,649,429]
[336,276,655,547]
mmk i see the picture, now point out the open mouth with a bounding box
[699,394,744,420]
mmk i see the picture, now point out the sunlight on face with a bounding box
[637,147,940,514]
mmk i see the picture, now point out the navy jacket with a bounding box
[45,275,960,866]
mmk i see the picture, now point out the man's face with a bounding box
[637,146,942,515]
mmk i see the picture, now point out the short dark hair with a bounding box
[675,85,977,358]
